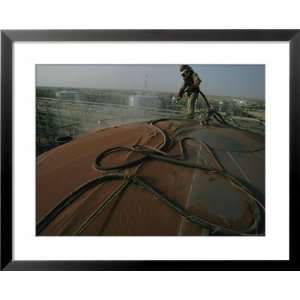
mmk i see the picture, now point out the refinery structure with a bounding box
[36,87,265,155]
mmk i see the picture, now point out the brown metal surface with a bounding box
[36,119,265,236]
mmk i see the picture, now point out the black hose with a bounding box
[37,116,264,236]
[36,174,124,235]
[37,171,260,236]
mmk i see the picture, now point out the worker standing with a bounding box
[177,65,202,118]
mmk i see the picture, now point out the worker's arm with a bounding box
[177,81,188,98]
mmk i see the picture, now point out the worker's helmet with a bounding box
[179,65,192,78]
[179,65,191,72]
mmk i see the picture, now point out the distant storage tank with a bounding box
[128,95,162,108]
[56,90,80,100]
[36,118,265,236]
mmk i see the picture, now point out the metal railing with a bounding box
[36,97,184,142]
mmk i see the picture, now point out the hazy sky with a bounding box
[36,64,265,99]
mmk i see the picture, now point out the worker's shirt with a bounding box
[178,72,202,97]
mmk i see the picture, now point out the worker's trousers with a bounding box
[187,92,198,118]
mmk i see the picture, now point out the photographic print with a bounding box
[36,64,265,236]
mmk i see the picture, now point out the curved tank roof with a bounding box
[36,118,265,236]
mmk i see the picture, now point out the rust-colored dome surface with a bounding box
[36,119,265,236]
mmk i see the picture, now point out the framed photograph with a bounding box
[1,30,299,270]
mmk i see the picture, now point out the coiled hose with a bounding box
[37,119,264,236]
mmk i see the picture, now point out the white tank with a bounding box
[128,95,161,108]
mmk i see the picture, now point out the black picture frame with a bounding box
[1,29,299,271]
